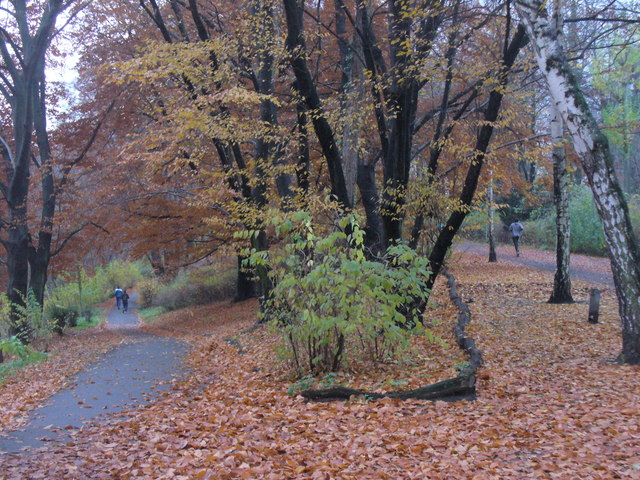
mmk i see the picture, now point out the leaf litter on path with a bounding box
[1,254,638,479]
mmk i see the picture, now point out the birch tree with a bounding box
[515,0,640,364]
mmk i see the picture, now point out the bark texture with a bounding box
[426,25,528,291]
[515,0,640,363]
[0,0,70,341]
[549,105,573,303]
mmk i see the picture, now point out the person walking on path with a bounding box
[114,286,124,309]
[122,290,130,313]
[508,219,525,256]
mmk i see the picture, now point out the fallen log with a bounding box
[301,269,482,402]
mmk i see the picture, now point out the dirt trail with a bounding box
[457,241,614,287]
[0,294,188,454]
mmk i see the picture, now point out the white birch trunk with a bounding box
[515,0,640,363]
[549,99,573,303]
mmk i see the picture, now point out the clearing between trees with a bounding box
[0,251,638,479]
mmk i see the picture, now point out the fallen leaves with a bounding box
[1,254,639,479]
[0,325,125,433]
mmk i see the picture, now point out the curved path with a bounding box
[0,294,188,454]
[457,241,614,287]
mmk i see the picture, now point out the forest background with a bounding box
[0,0,639,366]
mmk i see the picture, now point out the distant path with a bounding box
[457,241,614,287]
[0,294,188,454]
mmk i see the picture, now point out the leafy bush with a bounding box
[13,290,55,341]
[521,211,556,250]
[0,336,47,380]
[102,259,146,290]
[494,185,640,257]
[137,277,162,308]
[522,185,607,256]
[245,211,433,376]
[150,265,237,312]
[45,304,79,333]
[569,186,608,255]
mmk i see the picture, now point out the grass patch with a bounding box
[69,311,103,332]
[138,306,168,322]
[0,337,47,383]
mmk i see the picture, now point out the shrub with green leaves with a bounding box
[0,336,47,380]
[244,211,433,376]
[149,264,237,312]
[14,290,55,341]
[137,277,162,308]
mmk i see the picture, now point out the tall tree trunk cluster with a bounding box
[284,0,527,285]
[515,0,640,364]
[0,1,69,341]
[138,0,297,300]
[0,2,116,346]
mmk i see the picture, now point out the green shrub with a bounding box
[150,265,237,312]
[14,290,55,341]
[45,304,79,333]
[569,186,608,255]
[44,259,151,328]
[521,211,555,250]
[513,185,636,257]
[245,210,434,376]
[0,336,47,380]
[137,277,162,308]
[102,259,146,290]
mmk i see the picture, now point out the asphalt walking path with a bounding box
[0,294,189,454]
[458,241,614,287]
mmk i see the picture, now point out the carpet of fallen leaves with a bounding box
[1,254,640,479]
[0,302,124,434]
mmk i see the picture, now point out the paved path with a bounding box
[0,294,188,454]
[457,241,614,287]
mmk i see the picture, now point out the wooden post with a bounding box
[588,288,601,324]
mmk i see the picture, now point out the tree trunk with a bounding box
[426,25,528,291]
[6,225,31,342]
[30,59,55,309]
[336,0,360,207]
[0,1,70,343]
[235,255,255,302]
[6,87,33,342]
[488,170,497,262]
[283,0,352,210]
[28,250,50,310]
[357,162,385,256]
[515,0,640,364]
[253,0,292,202]
[380,0,425,246]
[549,105,573,303]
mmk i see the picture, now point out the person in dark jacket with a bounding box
[122,290,130,313]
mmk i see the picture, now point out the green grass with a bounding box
[69,313,103,332]
[0,337,47,383]
[138,306,168,322]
